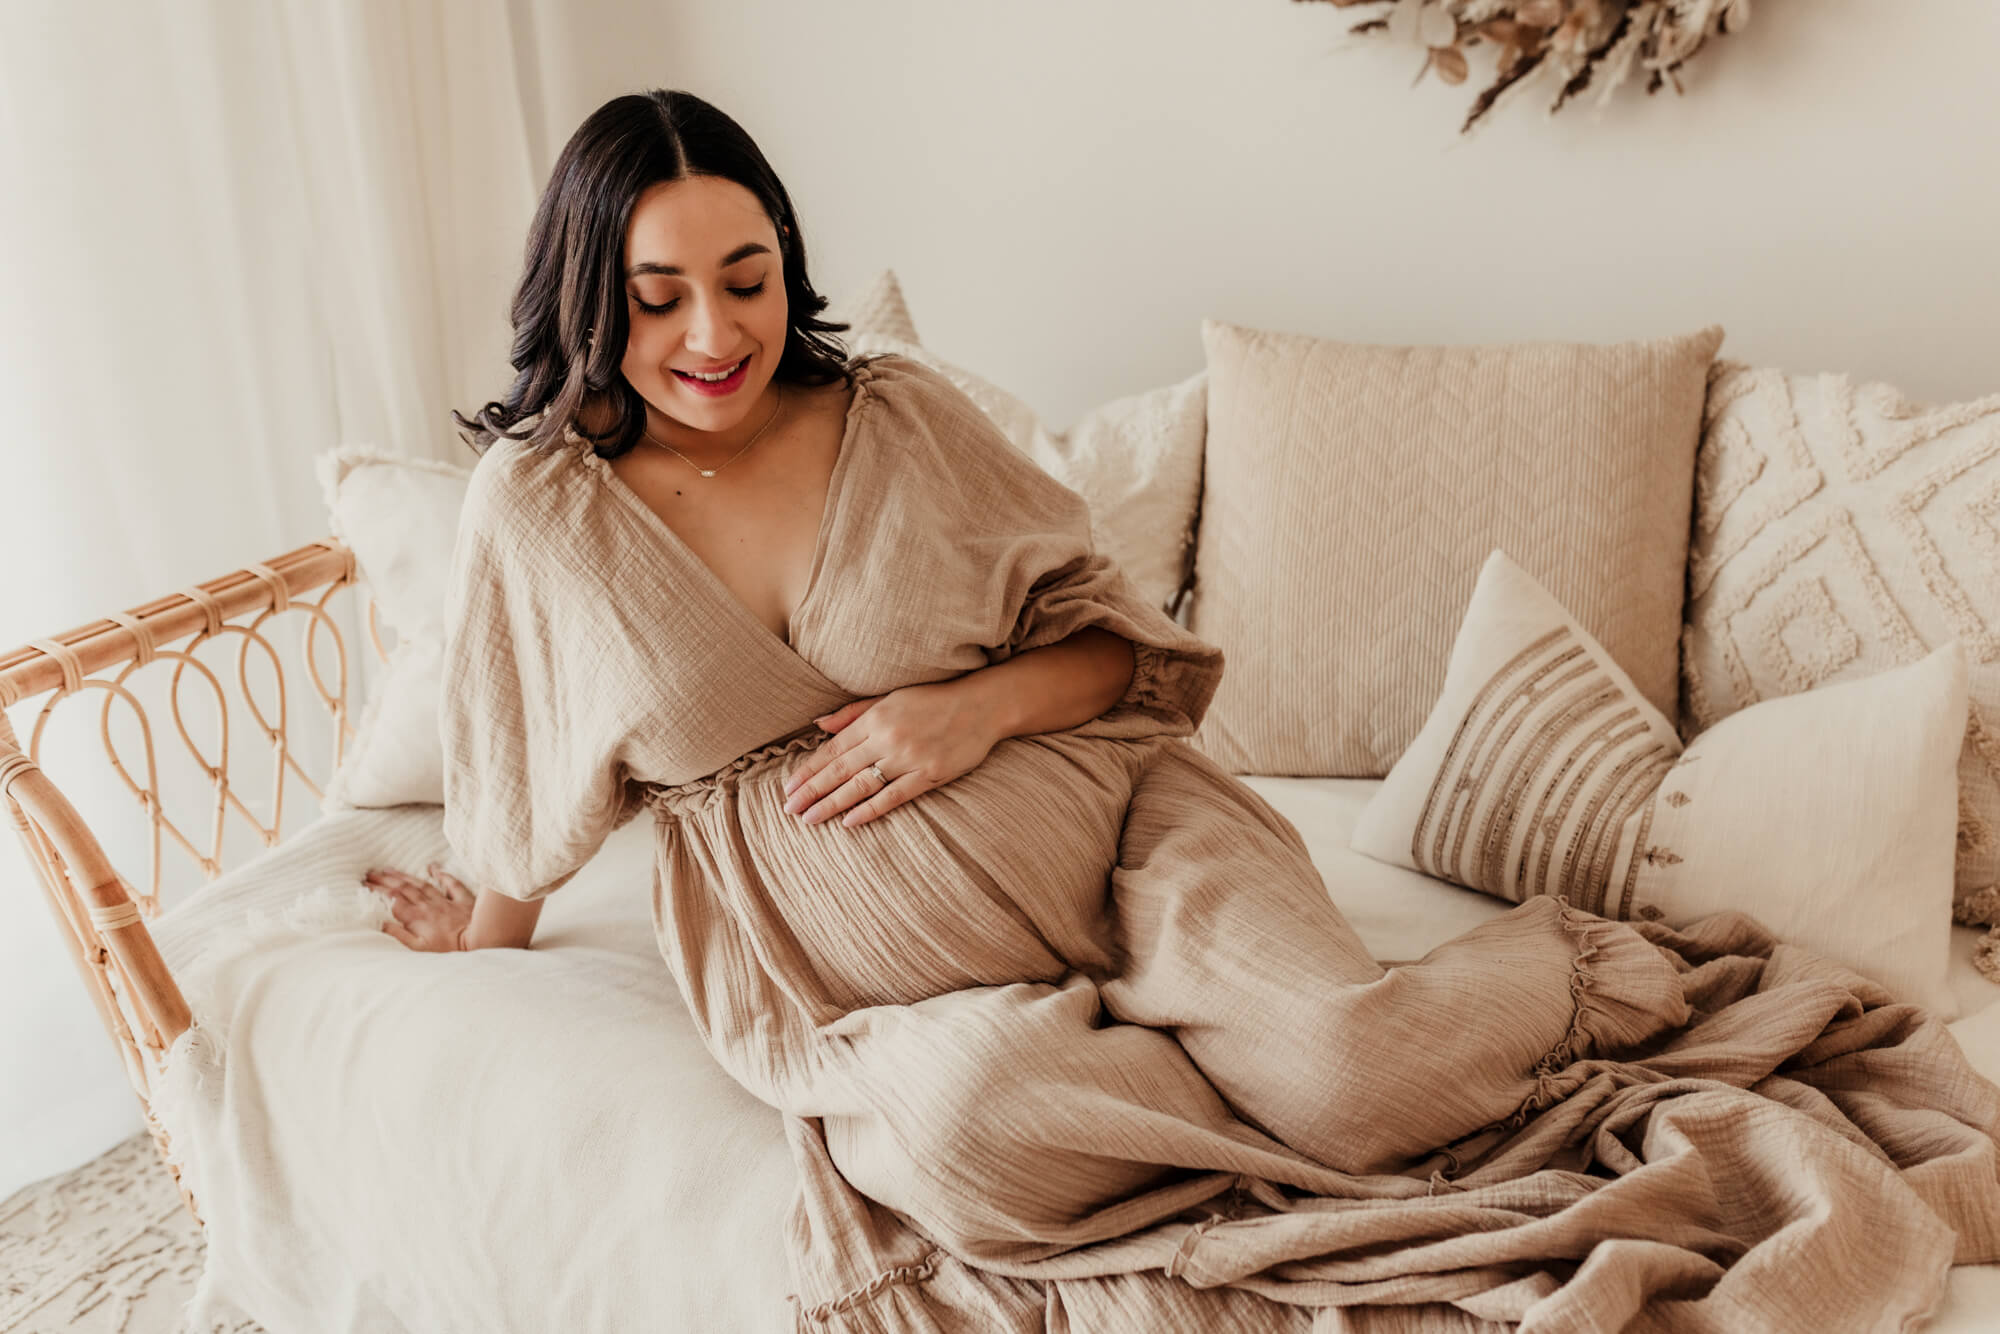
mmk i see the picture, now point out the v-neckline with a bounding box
[581,362,877,659]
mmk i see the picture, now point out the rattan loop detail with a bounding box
[179,585,225,637]
[0,750,38,792]
[105,611,157,667]
[246,561,292,614]
[28,638,84,694]
[0,535,368,1230]
[88,900,145,931]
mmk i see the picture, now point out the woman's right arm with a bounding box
[367,861,546,950]
[462,882,545,950]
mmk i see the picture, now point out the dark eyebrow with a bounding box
[626,242,771,278]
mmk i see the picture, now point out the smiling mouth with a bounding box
[673,355,750,388]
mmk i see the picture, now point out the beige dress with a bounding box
[440,354,2000,1331]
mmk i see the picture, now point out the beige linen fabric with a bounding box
[837,268,1208,616]
[437,354,1999,1330]
[1684,361,2000,906]
[1188,318,1724,777]
[1352,550,1966,1018]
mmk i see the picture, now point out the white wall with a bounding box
[524,0,2000,422]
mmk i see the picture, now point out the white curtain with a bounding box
[0,2,540,1198]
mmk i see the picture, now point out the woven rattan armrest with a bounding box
[0,536,379,1222]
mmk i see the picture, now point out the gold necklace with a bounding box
[640,385,787,478]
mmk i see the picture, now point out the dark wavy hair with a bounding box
[454,89,854,458]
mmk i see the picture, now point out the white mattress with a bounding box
[146,775,2000,1333]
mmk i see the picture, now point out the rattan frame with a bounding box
[0,536,386,1224]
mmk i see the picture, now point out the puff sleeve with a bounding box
[888,357,1225,742]
[438,452,646,902]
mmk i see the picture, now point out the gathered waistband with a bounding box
[638,723,829,819]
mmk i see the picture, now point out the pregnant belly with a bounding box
[696,732,1145,1011]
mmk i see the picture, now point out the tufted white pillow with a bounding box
[315,447,471,810]
[1684,361,2000,908]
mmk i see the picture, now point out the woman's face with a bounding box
[619,174,789,440]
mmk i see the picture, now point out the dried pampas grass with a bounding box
[1302,0,1750,134]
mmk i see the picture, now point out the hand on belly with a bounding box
[740,735,1139,1009]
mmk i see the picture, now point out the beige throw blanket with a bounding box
[436,354,2000,1330]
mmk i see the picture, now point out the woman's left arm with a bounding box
[954,626,1136,741]
[782,627,1135,828]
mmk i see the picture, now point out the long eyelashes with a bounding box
[633,282,766,316]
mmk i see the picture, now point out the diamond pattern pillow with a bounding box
[1683,362,2000,907]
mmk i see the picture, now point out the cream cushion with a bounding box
[315,447,471,810]
[1683,361,2000,906]
[834,270,1206,614]
[1352,550,1967,1018]
[1187,317,1725,776]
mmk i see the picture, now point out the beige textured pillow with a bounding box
[1683,361,2000,907]
[1188,317,1724,776]
[1352,550,1966,1018]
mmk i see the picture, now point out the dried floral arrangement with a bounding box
[1301,0,1751,134]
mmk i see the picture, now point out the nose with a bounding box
[683,292,738,358]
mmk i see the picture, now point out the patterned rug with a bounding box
[0,1135,262,1334]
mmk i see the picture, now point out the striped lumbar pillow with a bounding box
[1351,549,1967,1018]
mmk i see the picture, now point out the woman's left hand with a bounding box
[782,679,1002,829]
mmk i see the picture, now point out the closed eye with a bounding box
[634,281,766,316]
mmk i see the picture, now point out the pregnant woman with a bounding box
[364,90,2000,1330]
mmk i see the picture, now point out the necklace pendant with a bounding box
[698,468,717,477]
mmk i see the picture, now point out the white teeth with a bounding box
[684,358,744,383]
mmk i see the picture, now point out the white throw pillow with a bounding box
[316,447,471,810]
[1352,549,1967,1018]
[1684,361,2000,908]
[831,270,1207,615]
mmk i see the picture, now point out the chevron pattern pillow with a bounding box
[1187,317,1724,777]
